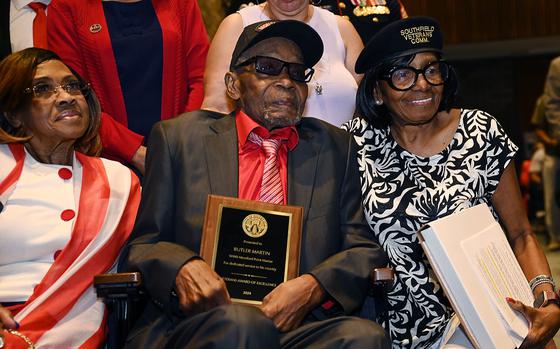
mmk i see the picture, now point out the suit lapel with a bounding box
[203,115,320,213]
[204,115,238,197]
[288,127,320,223]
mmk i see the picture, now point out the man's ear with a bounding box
[225,71,241,101]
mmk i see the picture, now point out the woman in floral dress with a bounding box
[344,16,560,349]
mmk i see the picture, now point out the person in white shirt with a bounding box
[1,0,50,60]
[202,0,364,127]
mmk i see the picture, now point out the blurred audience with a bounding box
[533,60,560,251]
[47,0,209,174]
[544,57,560,250]
[525,141,546,224]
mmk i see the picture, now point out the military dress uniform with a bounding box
[320,0,407,44]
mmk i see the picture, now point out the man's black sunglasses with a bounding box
[235,56,314,83]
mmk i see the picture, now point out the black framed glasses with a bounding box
[24,80,90,99]
[235,56,315,83]
[381,61,450,91]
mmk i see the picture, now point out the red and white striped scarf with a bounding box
[0,143,140,348]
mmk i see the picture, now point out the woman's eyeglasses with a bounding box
[24,81,90,99]
[381,61,449,91]
[235,56,315,83]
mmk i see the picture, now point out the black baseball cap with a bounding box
[229,20,324,70]
[355,16,443,73]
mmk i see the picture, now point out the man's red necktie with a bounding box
[28,2,47,49]
[249,132,284,205]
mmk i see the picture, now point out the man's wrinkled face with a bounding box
[226,37,308,130]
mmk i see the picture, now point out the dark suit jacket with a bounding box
[120,110,386,343]
[0,0,11,60]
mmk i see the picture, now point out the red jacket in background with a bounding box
[47,0,209,162]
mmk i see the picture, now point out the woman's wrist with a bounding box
[529,274,556,293]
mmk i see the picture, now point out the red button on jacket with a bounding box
[58,168,72,180]
[60,209,75,221]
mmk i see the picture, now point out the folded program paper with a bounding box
[418,203,532,349]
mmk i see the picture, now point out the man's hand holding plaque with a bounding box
[174,259,231,315]
[175,257,324,332]
[261,274,325,332]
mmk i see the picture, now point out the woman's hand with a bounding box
[131,145,146,176]
[508,297,560,348]
[0,306,19,347]
[492,163,560,347]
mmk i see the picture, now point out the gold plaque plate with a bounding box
[200,194,303,305]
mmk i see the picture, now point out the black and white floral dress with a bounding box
[343,109,518,348]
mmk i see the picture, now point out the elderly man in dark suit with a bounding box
[119,20,388,349]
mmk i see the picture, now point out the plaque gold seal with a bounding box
[242,214,268,238]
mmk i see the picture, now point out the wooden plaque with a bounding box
[200,194,303,305]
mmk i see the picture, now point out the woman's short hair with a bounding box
[355,52,459,129]
[0,48,101,156]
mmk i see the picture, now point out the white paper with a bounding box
[418,203,531,349]
[461,222,532,346]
